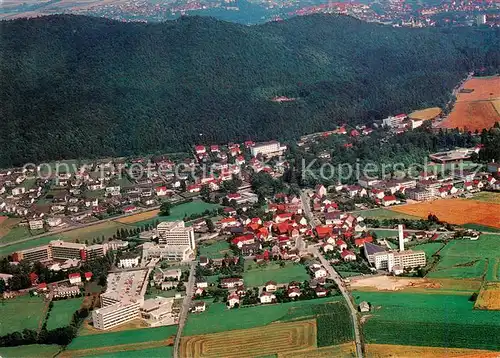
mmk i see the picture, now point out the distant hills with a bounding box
[0,14,498,166]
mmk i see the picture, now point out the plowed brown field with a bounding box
[389,199,500,228]
[439,76,500,131]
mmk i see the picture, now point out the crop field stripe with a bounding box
[59,339,173,357]
[180,320,316,358]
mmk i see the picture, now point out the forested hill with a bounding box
[0,14,498,166]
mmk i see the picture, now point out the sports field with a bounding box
[183,297,343,336]
[0,344,61,358]
[356,291,500,350]
[243,261,309,287]
[180,320,316,358]
[0,295,46,335]
[475,282,500,310]
[46,298,82,330]
[198,240,231,259]
[67,325,178,351]
[438,76,500,131]
[409,107,442,121]
[390,199,500,228]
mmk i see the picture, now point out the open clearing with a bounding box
[350,276,481,293]
[61,221,135,241]
[352,208,419,220]
[0,295,46,335]
[411,242,444,257]
[0,344,62,358]
[115,209,160,224]
[355,291,500,350]
[427,234,500,279]
[243,261,309,287]
[120,200,221,227]
[78,346,173,358]
[46,298,82,330]
[475,282,500,310]
[469,191,500,204]
[409,107,442,121]
[438,76,500,131]
[389,199,500,228]
[198,240,231,259]
[180,320,316,358]
[67,325,177,351]
[365,344,500,357]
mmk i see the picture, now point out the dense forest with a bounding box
[0,14,499,166]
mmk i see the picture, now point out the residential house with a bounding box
[259,292,276,304]
[227,292,240,308]
[68,273,82,285]
[341,250,356,262]
[265,281,278,292]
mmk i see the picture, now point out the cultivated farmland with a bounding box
[355,291,500,350]
[438,76,500,131]
[475,282,500,310]
[78,346,174,358]
[352,208,419,220]
[0,344,61,358]
[389,199,500,228]
[114,209,160,224]
[365,344,500,357]
[180,320,316,358]
[279,343,356,358]
[183,297,343,336]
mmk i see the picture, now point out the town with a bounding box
[0,99,499,357]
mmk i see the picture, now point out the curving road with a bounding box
[173,260,196,358]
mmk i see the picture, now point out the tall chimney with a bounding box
[398,224,404,252]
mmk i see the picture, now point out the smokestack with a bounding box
[398,224,405,252]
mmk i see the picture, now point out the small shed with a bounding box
[359,301,370,313]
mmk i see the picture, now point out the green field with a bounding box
[80,346,173,358]
[243,261,309,287]
[486,258,500,281]
[427,256,487,279]
[183,296,343,336]
[461,223,500,233]
[46,298,82,330]
[198,240,231,259]
[67,326,178,350]
[0,295,46,335]
[353,208,419,220]
[0,225,33,244]
[411,242,444,257]
[468,191,500,204]
[131,200,221,228]
[427,235,500,279]
[61,222,135,242]
[0,344,61,357]
[0,234,69,256]
[355,291,500,350]
[369,229,399,239]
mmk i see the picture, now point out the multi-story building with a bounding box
[406,188,434,201]
[53,285,80,298]
[92,300,141,330]
[85,244,108,261]
[250,141,286,158]
[157,221,195,250]
[119,255,140,268]
[28,219,44,230]
[382,114,407,128]
[142,242,194,262]
[12,240,107,263]
[50,240,86,260]
[13,245,51,262]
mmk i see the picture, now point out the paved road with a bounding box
[300,190,316,228]
[309,246,364,358]
[173,260,197,358]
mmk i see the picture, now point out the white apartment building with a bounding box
[29,219,44,230]
[142,242,194,262]
[250,141,286,158]
[92,300,141,330]
[157,221,195,250]
[119,256,140,268]
[382,114,407,128]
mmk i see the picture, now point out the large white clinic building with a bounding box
[250,141,287,158]
[157,221,195,250]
